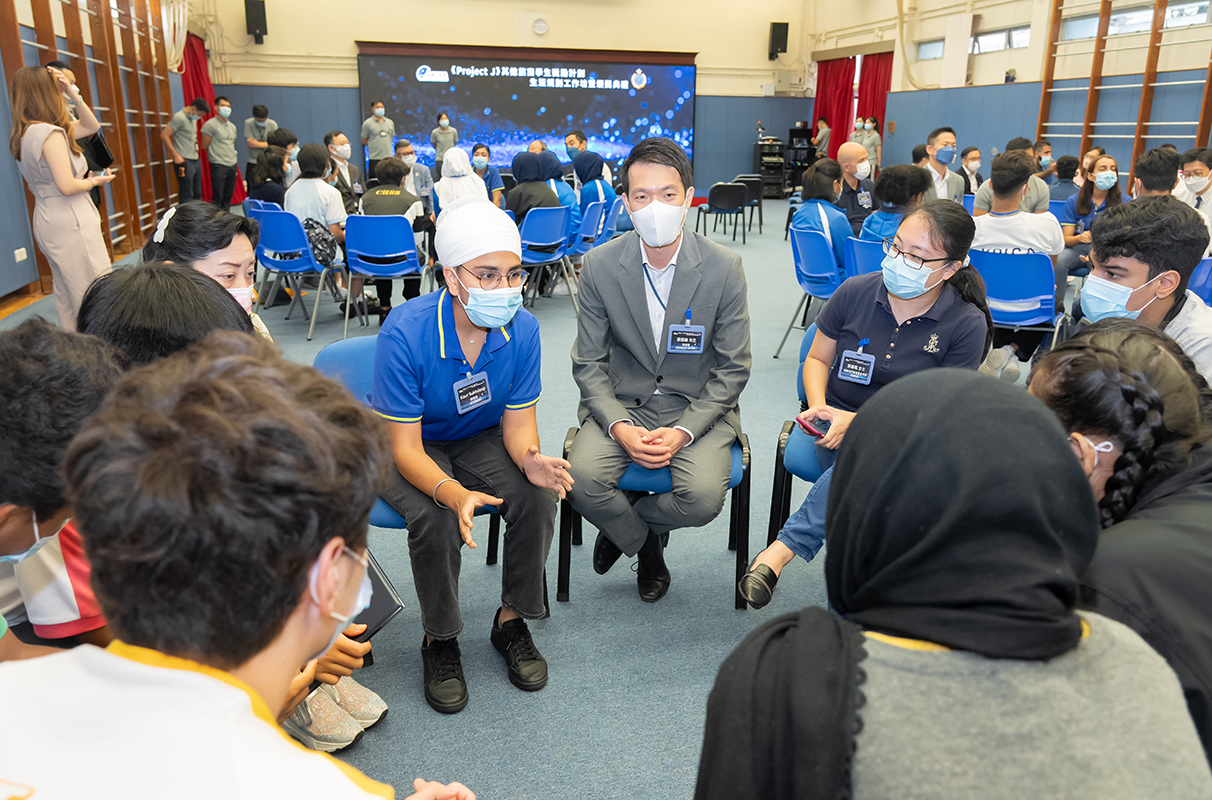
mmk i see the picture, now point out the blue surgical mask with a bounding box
[290,145,301,160]
[1093,171,1118,191]
[373,107,385,118]
[566,146,581,161]
[455,274,524,327]
[1080,273,1161,322]
[881,253,945,299]
[218,106,231,119]
[864,122,874,131]
[935,146,957,165]
[255,119,267,127]
[0,509,53,565]
[472,156,489,170]
[439,119,450,129]
[1039,155,1052,168]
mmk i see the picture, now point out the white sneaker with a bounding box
[281,687,364,752]
[320,676,389,730]
[979,345,1021,382]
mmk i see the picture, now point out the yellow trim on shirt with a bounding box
[865,618,1091,652]
[437,288,449,359]
[376,410,423,423]
[500,325,510,342]
[106,641,394,798]
[505,397,540,410]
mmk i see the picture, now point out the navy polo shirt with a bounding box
[815,272,987,412]
[837,177,876,236]
[370,288,542,441]
[1060,194,1108,235]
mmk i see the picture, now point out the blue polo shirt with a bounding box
[370,288,542,441]
[479,165,505,206]
[1060,194,1108,235]
[815,272,987,412]
[859,207,904,242]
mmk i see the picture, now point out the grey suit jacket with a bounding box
[334,161,363,215]
[571,230,752,439]
[924,168,966,204]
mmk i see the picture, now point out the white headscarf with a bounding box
[433,148,487,209]
[434,196,521,266]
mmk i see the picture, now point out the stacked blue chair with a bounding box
[774,228,842,358]
[843,236,885,280]
[518,205,577,314]
[344,214,425,338]
[768,323,826,543]
[597,196,625,245]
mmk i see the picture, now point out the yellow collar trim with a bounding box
[864,618,1091,652]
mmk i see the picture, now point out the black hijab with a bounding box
[826,368,1099,659]
[573,151,607,186]
[536,149,565,182]
[510,152,543,183]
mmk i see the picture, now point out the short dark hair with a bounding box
[926,127,954,146]
[873,164,931,207]
[371,98,383,108]
[567,130,587,144]
[1135,148,1181,193]
[620,137,693,195]
[189,97,210,114]
[1181,148,1212,170]
[1090,195,1210,294]
[1033,139,1051,152]
[395,139,412,152]
[801,158,843,202]
[45,59,68,70]
[472,142,491,157]
[1055,155,1080,180]
[912,144,929,164]
[249,146,288,189]
[142,201,260,264]
[1006,137,1033,152]
[76,263,256,365]
[297,143,330,178]
[63,332,390,669]
[267,127,296,148]
[251,104,268,119]
[817,116,828,124]
[323,130,343,148]
[214,95,230,107]
[1161,143,1179,152]
[990,150,1035,199]
[436,111,449,123]
[375,156,409,185]
[961,146,979,159]
[0,318,126,519]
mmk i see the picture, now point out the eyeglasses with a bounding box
[458,265,528,291]
[882,238,953,270]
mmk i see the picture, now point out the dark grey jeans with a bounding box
[382,425,557,641]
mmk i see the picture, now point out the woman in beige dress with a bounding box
[8,65,115,331]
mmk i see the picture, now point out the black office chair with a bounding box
[693,182,748,244]
[733,175,764,234]
[501,171,516,193]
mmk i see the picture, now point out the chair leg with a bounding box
[774,294,810,358]
[694,208,702,235]
[343,281,354,339]
[741,212,746,245]
[768,421,794,546]
[561,257,580,316]
[557,496,573,602]
[713,213,720,233]
[486,513,501,566]
[307,268,330,341]
[284,275,310,321]
[758,201,763,233]
[734,451,751,611]
[255,270,274,314]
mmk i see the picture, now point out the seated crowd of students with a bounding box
[3,128,1212,799]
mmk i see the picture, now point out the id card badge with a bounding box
[667,324,706,354]
[353,181,364,195]
[858,190,873,208]
[838,338,875,385]
[453,372,492,415]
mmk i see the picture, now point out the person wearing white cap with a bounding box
[369,196,573,715]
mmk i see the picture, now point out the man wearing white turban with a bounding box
[369,196,572,715]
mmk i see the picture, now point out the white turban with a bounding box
[434,196,522,267]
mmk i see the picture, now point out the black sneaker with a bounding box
[490,610,548,691]
[421,636,468,714]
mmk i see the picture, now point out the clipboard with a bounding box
[349,548,405,643]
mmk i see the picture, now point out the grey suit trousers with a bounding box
[568,393,736,555]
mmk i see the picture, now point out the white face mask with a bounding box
[228,286,255,314]
[1080,435,1115,469]
[855,160,872,180]
[968,160,981,172]
[1184,175,1210,194]
[307,546,373,662]
[627,193,692,249]
[401,154,417,168]
[331,143,352,161]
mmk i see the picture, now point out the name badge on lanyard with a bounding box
[857,190,872,209]
[453,370,492,415]
[838,338,875,385]
[668,309,705,354]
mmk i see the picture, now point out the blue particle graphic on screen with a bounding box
[360,54,696,169]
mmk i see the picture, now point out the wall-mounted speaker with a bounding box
[245,0,267,45]
[769,22,789,61]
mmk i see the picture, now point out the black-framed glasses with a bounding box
[882,238,952,270]
[457,265,528,290]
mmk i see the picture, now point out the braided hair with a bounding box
[1031,328,1209,527]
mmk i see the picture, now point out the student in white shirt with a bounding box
[285,143,348,264]
[0,332,475,800]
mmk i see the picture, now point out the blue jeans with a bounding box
[775,445,835,562]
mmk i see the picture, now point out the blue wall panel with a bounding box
[216,84,366,169]
[0,50,42,297]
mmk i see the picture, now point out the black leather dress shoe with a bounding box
[636,547,671,603]
[738,564,779,609]
[593,532,624,575]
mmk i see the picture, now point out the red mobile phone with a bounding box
[797,417,832,438]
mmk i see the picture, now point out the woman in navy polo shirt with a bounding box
[740,200,994,608]
[1059,153,1122,281]
[371,196,573,714]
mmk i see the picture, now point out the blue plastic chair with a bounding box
[768,323,827,543]
[962,194,976,214]
[245,198,265,212]
[1048,199,1067,218]
[785,195,804,241]
[1190,257,1212,305]
[311,336,503,555]
[598,196,625,244]
[518,205,577,314]
[774,227,842,358]
[344,215,425,338]
[252,209,345,341]
[568,201,606,258]
[843,236,884,280]
[969,249,1070,345]
[504,209,516,223]
[556,427,752,609]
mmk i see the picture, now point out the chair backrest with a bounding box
[961,194,975,214]
[501,172,516,193]
[797,322,819,405]
[789,227,842,300]
[968,249,1057,327]
[255,209,323,273]
[345,214,423,278]
[1190,257,1212,304]
[708,182,747,212]
[245,198,264,211]
[733,176,763,205]
[1048,199,1067,218]
[844,236,884,280]
[596,196,625,246]
[569,201,607,256]
[518,205,571,264]
[313,335,377,402]
[504,208,516,223]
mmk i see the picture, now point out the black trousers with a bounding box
[209,162,238,210]
[176,158,202,202]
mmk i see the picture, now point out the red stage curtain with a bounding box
[814,57,856,160]
[180,33,246,206]
[856,51,894,154]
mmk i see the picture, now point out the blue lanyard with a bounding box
[644,265,691,323]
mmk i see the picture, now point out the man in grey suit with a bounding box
[324,129,363,216]
[396,139,436,264]
[923,126,966,204]
[568,137,752,603]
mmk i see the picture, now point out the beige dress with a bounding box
[17,122,111,331]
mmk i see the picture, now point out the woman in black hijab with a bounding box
[505,151,560,226]
[696,369,1211,800]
